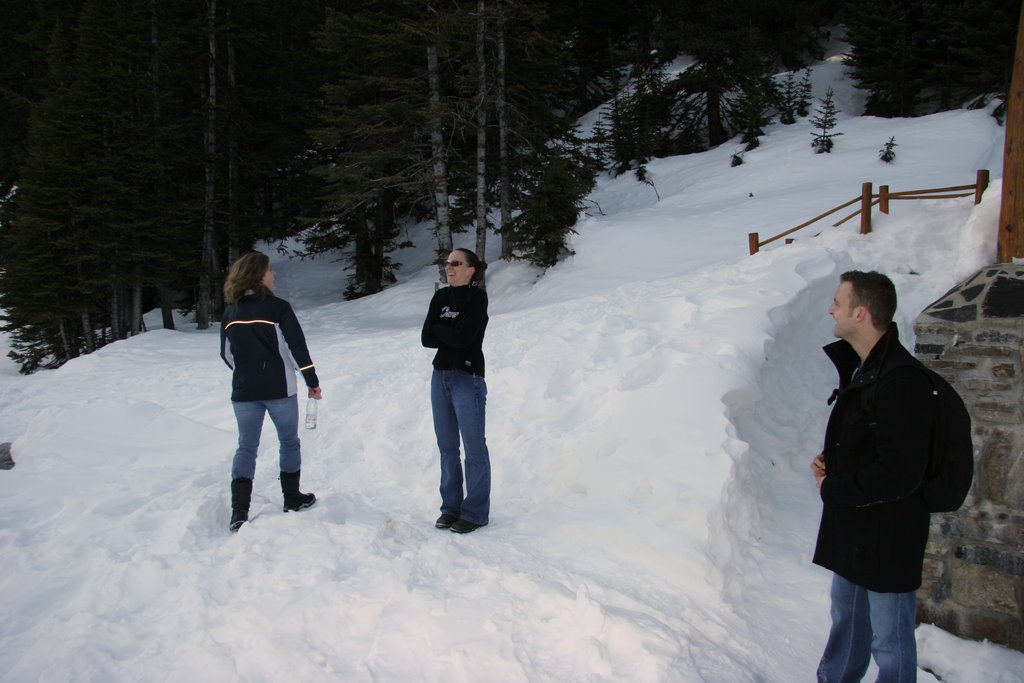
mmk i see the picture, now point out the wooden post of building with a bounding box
[879,185,890,214]
[748,232,760,255]
[976,169,990,204]
[860,182,873,235]
[998,4,1024,261]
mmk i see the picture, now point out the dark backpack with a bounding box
[861,359,974,513]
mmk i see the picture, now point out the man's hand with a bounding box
[308,386,323,400]
[811,453,826,490]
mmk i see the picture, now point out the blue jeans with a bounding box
[431,369,490,525]
[231,395,301,480]
[817,574,918,683]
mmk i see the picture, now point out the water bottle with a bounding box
[304,397,318,429]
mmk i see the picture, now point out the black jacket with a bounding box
[220,293,319,402]
[812,324,934,593]
[421,284,488,376]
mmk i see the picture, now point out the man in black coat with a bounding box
[811,271,934,683]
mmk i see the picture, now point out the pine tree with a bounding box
[1,15,93,371]
[307,0,428,298]
[796,68,813,117]
[810,87,841,153]
[879,136,897,163]
[843,0,927,116]
[492,0,599,265]
[501,135,597,267]
[0,1,45,208]
[731,67,777,151]
[845,0,1020,117]
[778,71,798,125]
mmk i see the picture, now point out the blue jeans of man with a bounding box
[231,395,302,480]
[817,573,918,683]
[431,369,490,525]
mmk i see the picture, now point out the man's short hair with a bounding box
[840,270,897,331]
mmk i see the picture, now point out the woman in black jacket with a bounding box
[220,252,321,532]
[421,248,491,533]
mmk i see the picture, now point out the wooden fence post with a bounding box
[748,232,760,255]
[879,185,890,214]
[860,182,873,234]
[975,169,989,204]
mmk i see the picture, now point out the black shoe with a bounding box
[230,478,252,532]
[435,513,458,529]
[450,518,486,534]
[229,509,248,533]
[283,493,316,513]
[280,469,316,512]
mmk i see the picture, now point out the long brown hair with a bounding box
[223,252,271,304]
[454,248,487,288]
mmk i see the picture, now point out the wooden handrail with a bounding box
[757,196,860,247]
[888,192,975,200]
[748,169,990,255]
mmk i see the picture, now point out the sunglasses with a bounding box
[444,260,468,268]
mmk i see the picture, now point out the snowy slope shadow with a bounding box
[711,260,845,675]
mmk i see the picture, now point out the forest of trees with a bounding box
[0,0,1018,372]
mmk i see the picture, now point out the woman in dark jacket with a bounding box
[220,252,321,532]
[421,248,490,533]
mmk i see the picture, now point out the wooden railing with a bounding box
[747,169,991,255]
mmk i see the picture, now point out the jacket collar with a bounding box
[823,322,900,401]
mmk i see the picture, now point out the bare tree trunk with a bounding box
[707,87,727,147]
[227,7,240,269]
[131,278,143,335]
[158,286,176,329]
[427,41,452,278]
[198,0,218,330]
[81,309,95,353]
[59,320,72,361]
[474,0,488,261]
[496,0,511,260]
[151,0,175,330]
[110,285,122,341]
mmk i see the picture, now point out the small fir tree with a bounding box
[810,87,842,154]
[731,73,776,151]
[879,136,897,163]
[731,151,744,167]
[588,111,612,167]
[778,71,798,125]
[796,68,813,117]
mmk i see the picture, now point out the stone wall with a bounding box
[913,264,1024,651]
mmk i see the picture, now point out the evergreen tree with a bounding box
[0,1,44,210]
[778,71,798,125]
[501,134,597,267]
[730,60,777,151]
[796,68,813,117]
[490,0,599,266]
[605,58,671,173]
[845,0,1020,117]
[542,0,644,114]
[920,0,1020,115]
[879,136,897,163]
[1,14,93,371]
[307,0,428,298]
[810,86,841,153]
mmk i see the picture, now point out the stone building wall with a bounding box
[913,264,1024,651]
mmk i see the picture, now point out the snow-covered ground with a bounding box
[1,45,1022,682]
